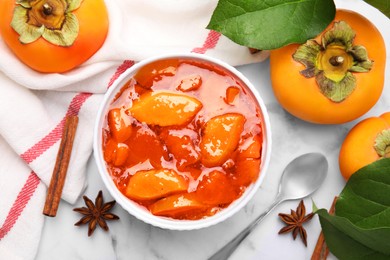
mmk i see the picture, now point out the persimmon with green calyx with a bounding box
[0,0,109,73]
[270,9,386,124]
[339,112,390,180]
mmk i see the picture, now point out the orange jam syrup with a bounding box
[102,58,264,220]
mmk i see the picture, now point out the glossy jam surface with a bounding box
[102,58,264,220]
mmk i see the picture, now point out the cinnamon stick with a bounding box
[43,116,79,217]
[311,196,338,260]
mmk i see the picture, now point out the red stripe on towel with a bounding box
[107,60,135,88]
[0,92,90,239]
[1,60,135,240]
[0,172,40,239]
[20,93,92,164]
[192,30,221,54]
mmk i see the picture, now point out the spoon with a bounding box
[208,152,328,260]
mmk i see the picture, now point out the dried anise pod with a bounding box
[73,190,119,236]
[278,200,314,246]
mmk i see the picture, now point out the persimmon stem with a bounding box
[43,3,53,16]
[329,56,344,66]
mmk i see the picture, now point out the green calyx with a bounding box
[11,0,82,46]
[374,129,390,158]
[293,21,373,102]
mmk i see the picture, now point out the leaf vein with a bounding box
[215,0,313,24]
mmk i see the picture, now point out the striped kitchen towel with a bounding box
[0,0,268,259]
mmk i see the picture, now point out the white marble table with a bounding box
[35,2,390,257]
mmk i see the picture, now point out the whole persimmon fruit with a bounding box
[339,112,390,180]
[270,9,386,124]
[0,0,109,73]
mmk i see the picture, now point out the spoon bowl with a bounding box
[208,152,328,260]
[279,153,328,200]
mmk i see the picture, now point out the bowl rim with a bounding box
[93,52,272,230]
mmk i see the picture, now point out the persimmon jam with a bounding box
[102,58,264,220]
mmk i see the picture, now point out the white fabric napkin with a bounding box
[0,0,268,259]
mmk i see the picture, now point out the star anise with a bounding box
[73,190,119,236]
[278,200,314,247]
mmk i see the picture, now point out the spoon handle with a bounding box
[208,195,284,260]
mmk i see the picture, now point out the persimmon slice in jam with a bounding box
[125,169,188,201]
[200,113,246,167]
[194,170,238,205]
[160,128,200,170]
[104,139,129,167]
[134,59,179,88]
[238,134,263,160]
[234,158,261,187]
[129,92,203,126]
[224,86,240,105]
[176,74,202,92]
[124,124,168,168]
[102,58,264,220]
[107,108,132,142]
[150,194,209,219]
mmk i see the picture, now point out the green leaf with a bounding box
[317,209,390,259]
[364,0,390,19]
[206,0,336,50]
[316,158,390,258]
[336,158,390,227]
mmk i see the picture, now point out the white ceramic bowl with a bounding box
[93,53,272,230]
